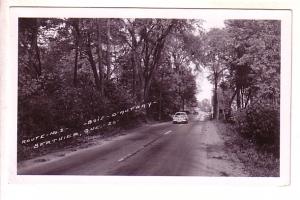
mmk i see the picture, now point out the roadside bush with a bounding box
[233,103,280,157]
[18,73,135,140]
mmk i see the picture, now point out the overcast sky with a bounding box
[195,18,225,102]
[196,68,212,102]
[202,17,225,31]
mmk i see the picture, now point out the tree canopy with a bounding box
[18,18,200,145]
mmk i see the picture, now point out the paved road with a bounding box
[18,116,248,176]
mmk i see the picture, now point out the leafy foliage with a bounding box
[18,18,199,160]
[190,20,280,156]
[198,99,212,112]
[222,20,280,153]
[233,102,280,157]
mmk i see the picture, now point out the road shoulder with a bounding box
[214,120,279,177]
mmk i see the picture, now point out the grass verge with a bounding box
[214,120,279,177]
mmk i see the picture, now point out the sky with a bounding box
[202,17,225,31]
[196,67,212,102]
[195,18,225,102]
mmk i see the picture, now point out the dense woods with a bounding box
[18,18,199,154]
[18,18,280,160]
[202,20,281,157]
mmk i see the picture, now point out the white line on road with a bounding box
[117,130,173,162]
[118,151,139,162]
[163,130,172,135]
[118,154,131,162]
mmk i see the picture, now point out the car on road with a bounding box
[173,112,189,124]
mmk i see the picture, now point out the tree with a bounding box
[19,18,42,78]
[224,20,280,110]
[199,98,212,112]
[69,19,81,87]
[202,28,229,119]
[18,17,201,161]
[138,19,178,103]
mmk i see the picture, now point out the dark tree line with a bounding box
[18,18,199,140]
[188,20,280,120]
[200,20,280,154]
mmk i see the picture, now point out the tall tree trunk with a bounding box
[143,37,167,103]
[132,53,136,98]
[130,43,140,101]
[226,89,238,119]
[71,19,81,87]
[34,36,42,76]
[86,34,101,89]
[97,19,104,96]
[106,19,111,80]
[30,19,41,77]
[213,79,219,120]
[244,89,252,107]
[158,72,163,121]
[128,22,143,103]
[73,42,78,86]
[236,87,241,109]
[212,69,219,120]
[70,19,81,86]
[142,20,175,104]
[143,76,151,103]
[241,87,244,108]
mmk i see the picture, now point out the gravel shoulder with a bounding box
[198,121,249,176]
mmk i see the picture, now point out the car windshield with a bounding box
[175,112,186,116]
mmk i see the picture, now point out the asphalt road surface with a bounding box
[18,116,248,176]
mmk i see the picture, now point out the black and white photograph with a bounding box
[15,12,287,177]
[1,2,298,200]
